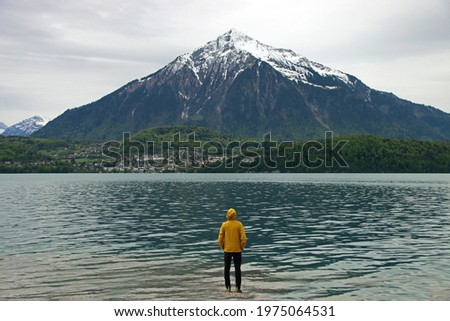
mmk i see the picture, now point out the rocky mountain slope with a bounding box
[34,29,450,141]
[3,116,50,136]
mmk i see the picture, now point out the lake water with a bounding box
[0,173,449,300]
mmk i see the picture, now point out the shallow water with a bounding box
[1,173,449,300]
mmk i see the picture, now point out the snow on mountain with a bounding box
[34,29,450,141]
[161,29,352,89]
[3,116,51,136]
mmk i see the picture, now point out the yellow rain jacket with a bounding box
[218,208,247,253]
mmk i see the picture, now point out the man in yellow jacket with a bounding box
[218,208,247,293]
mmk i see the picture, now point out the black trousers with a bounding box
[224,252,242,289]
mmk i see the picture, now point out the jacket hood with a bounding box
[226,208,237,220]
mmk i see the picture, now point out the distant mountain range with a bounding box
[3,116,50,136]
[34,29,450,141]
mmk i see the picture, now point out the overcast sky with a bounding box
[1,0,449,125]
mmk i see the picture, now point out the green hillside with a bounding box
[1,126,450,173]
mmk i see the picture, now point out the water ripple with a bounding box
[0,173,449,300]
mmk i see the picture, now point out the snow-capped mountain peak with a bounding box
[213,29,297,59]
[3,115,51,136]
[163,29,352,89]
[35,29,450,141]
[215,28,254,47]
